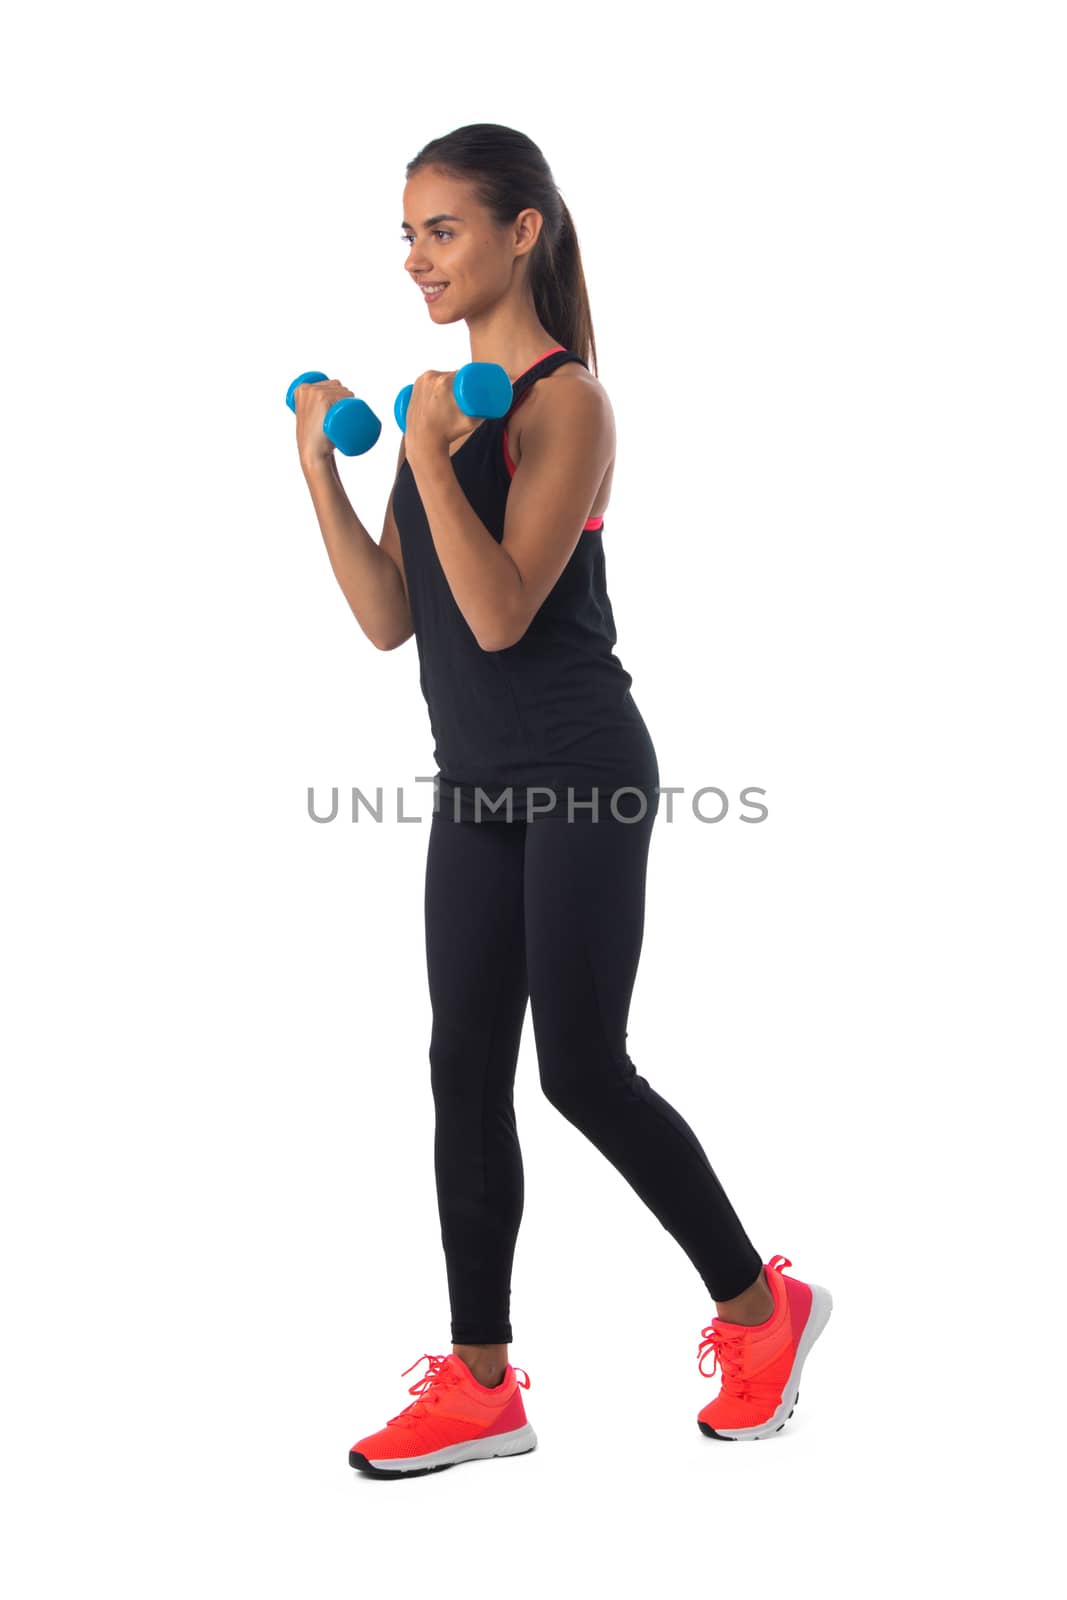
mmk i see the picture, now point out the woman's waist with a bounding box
[435,758,660,823]
[439,720,659,787]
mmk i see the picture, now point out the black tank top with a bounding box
[391,345,659,820]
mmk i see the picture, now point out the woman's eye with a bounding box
[400,230,451,245]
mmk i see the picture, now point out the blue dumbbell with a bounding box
[393,362,513,433]
[285,371,383,457]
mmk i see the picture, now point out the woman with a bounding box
[295,124,832,1480]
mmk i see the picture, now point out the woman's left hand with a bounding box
[403,370,467,470]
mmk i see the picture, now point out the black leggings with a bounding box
[424,789,764,1345]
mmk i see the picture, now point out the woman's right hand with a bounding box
[294,378,356,469]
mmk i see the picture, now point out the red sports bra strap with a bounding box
[516,344,567,378]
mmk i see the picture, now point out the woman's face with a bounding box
[401,167,539,323]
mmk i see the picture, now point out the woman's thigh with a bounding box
[424,813,529,1071]
[522,794,658,1082]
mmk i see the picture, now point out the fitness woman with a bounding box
[293,124,832,1479]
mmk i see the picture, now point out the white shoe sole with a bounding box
[350,1421,537,1477]
[701,1281,834,1441]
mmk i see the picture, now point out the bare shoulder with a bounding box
[513,359,614,453]
[544,358,611,409]
[509,360,615,518]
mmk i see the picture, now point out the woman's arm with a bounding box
[302,437,414,650]
[407,380,613,652]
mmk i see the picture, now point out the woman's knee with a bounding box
[536,1035,635,1120]
[428,1026,482,1100]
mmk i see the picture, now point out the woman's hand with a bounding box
[403,370,467,474]
[294,378,355,470]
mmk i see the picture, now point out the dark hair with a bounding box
[406,123,598,377]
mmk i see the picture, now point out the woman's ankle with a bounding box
[714,1267,776,1327]
[453,1342,509,1387]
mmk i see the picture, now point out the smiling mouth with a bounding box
[419,282,449,299]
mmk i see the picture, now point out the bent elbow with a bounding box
[374,623,414,651]
[479,626,524,652]
[478,607,529,653]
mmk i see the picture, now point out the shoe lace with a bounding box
[385,1353,531,1429]
[696,1255,793,1401]
[386,1354,461,1430]
[697,1325,751,1398]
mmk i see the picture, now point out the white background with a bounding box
[2,1,1062,1594]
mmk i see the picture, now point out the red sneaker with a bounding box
[349,1352,537,1478]
[696,1254,833,1440]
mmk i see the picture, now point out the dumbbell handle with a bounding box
[394,362,513,433]
[285,372,382,458]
